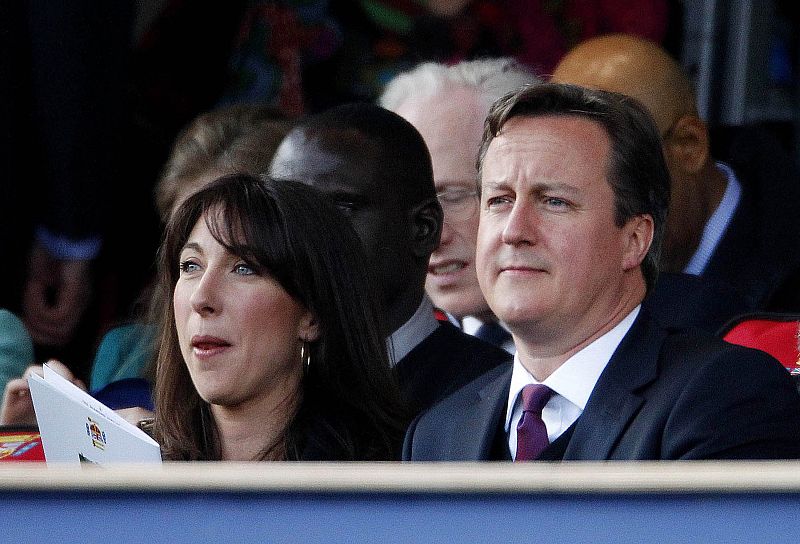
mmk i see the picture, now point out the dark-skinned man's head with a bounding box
[270,104,443,332]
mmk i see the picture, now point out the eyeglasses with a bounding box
[661,114,686,142]
[436,187,479,224]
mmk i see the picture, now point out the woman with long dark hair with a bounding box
[153,174,407,460]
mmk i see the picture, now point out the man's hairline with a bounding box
[477,110,613,190]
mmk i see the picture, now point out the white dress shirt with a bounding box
[683,162,742,275]
[461,315,516,355]
[505,306,640,460]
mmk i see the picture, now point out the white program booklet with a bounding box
[28,364,161,465]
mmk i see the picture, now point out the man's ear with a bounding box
[409,197,443,259]
[622,214,654,271]
[663,114,709,174]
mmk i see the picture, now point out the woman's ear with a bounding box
[663,114,709,175]
[409,197,443,259]
[298,311,320,342]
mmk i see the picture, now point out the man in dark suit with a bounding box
[552,34,800,314]
[403,83,800,461]
[269,104,510,413]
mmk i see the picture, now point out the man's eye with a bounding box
[335,201,357,216]
[486,195,512,208]
[438,190,474,204]
[543,197,569,208]
[179,260,200,274]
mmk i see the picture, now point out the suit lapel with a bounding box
[563,310,665,460]
[450,365,511,460]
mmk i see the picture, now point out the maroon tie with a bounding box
[515,384,553,461]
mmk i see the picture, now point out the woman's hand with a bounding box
[0,360,86,425]
[116,407,155,427]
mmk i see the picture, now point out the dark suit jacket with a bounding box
[403,310,800,460]
[395,322,512,415]
[707,126,800,312]
[643,272,751,334]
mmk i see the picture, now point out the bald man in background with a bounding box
[553,33,800,313]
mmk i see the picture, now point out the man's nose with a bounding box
[438,220,456,246]
[501,201,538,246]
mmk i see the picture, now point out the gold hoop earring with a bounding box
[300,341,311,375]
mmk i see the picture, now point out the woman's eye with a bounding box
[234,263,256,276]
[179,260,200,274]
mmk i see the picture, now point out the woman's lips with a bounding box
[191,335,231,358]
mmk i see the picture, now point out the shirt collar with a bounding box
[504,306,640,432]
[462,315,516,355]
[461,315,483,335]
[387,295,439,366]
[683,162,741,275]
[461,315,511,336]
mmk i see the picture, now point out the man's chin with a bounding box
[492,302,545,330]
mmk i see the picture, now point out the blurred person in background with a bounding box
[0,1,133,374]
[1,105,293,426]
[271,103,511,413]
[381,57,540,353]
[552,33,800,314]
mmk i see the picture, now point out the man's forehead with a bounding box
[482,115,611,183]
[492,114,609,146]
[272,135,348,175]
[272,130,383,192]
[397,86,483,134]
[487,113,608,150]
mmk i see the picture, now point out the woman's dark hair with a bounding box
[153,174,408,460]
[125,106,292,384]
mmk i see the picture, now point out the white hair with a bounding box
[379,57,541,113]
